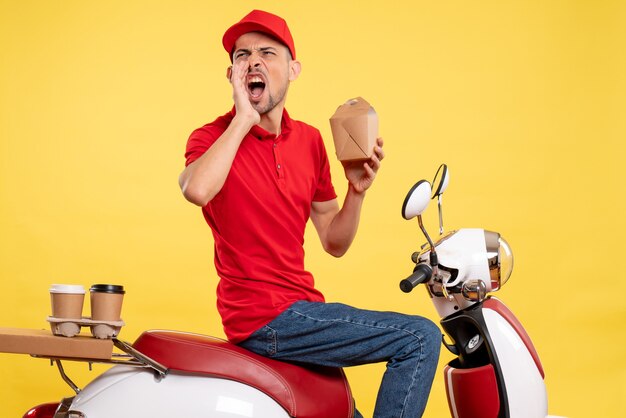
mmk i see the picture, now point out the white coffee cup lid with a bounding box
[49,284,86,294]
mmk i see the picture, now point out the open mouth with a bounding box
[247,75,266,100]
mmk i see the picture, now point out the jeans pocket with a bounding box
[240,325,277,357]
[258,325,277,357]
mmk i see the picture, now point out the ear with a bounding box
[288,60,301,82]
[226,66,233,82]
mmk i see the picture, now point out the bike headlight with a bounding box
[485,231,514,291]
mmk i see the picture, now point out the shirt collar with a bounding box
[229,107,293,141]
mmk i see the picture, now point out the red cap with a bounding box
[222,10,296,60]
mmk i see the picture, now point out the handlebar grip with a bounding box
[400,263,433,293]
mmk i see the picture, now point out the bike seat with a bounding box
[132,330,353,418]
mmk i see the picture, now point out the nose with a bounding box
[247,50,262,69]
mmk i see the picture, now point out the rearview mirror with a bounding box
[431,164,449,199]
[432,164,449,234]
[402,180,432,220]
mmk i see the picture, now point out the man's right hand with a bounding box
[229,60,260,127]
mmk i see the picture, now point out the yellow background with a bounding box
[1,1,624,416]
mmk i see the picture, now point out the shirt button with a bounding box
[277,164,281,169]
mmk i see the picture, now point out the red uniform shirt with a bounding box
[185,108,337,343]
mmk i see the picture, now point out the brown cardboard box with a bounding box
[329,97,378,161]
[0,327,113,360]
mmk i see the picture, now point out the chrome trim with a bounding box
[55,360,81,394]
[113,338,168,379]
[418,215,436,253]
[484,230,500,254]
[461,279,487,302]
[484,230,501,289]
[53,397,74,418]
[437,194,444,235]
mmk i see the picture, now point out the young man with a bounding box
[179,10,440,417]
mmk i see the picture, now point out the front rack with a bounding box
[32,338,168,394]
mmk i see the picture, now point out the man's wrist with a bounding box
[347,183,366,199]
[230,113,258,137]
[233,112,257,128]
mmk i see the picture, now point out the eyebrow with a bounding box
[234,46,279,55]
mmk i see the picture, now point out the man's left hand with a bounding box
[342,137,385,194]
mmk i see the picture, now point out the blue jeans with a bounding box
[238,301,441,418]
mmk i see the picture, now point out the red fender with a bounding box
[23,403,59,418]
[445,363,500,418]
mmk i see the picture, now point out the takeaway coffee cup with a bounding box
[90,284,125,321]
[49,284,86,319]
